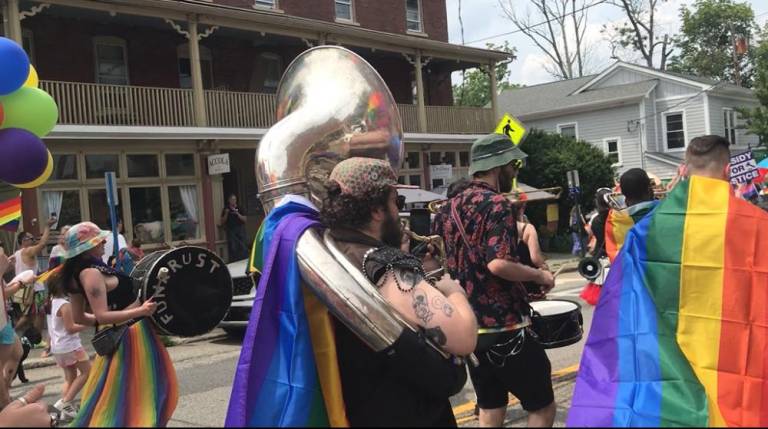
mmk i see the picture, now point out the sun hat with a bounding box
[62,222,110,259]
[468,133,528,176]
[329,157,407,197]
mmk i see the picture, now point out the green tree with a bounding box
[517,129,616,233]
[738,26,768,146]
[453,42,518,107]
[668,0,756,87]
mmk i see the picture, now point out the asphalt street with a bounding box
[11,270,595,427]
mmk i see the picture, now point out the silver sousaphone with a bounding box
[256,46,450,356]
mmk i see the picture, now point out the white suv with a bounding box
[219,258,257,336]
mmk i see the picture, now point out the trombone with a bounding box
[400,221,447,281]
[426,186,564,213]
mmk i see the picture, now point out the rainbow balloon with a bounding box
[568,176,768,427]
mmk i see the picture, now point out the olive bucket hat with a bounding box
[468,133,528,176]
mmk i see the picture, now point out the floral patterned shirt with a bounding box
[432,181,529,328]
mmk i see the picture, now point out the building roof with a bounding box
[499,78,657,119]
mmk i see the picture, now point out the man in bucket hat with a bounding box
[433,134,557,427]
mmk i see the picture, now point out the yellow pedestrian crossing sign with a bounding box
[494,113,527,146]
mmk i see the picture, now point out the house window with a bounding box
[260,53,283,93]
[88,188,121,230]
[51,154,78,181]
[127,154,160,178]
[165,153,196,176]
[405,151,421,169]
[253,0,275,8]
[43,190,81,229]
[169,185,200,241]
[724,108,737,145]
[85,154,120,179]
[603,138,621,166]
[409,175,422,187]
[664,112,686,150]
[443,152,456,167]
[335,0,354,21]
[429,151,442,165]
[459,151,469,167]
[93,37,129,85]
[557,123,577,139]
[177,44,214,89]
[406,0,422,32]
[130,187,164,244]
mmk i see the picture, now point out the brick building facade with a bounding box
[1,0,506,262]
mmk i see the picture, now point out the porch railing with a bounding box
[42,80,494,133]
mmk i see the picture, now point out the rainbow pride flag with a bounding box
[604,200,657,263]
[226,202,348,427]
[0,184,21,232]
[568,176,768,427]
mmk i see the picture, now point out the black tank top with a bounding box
[75,260,138,311]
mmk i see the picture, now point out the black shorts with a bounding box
[469,330,554,412]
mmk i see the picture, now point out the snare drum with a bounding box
[131,246,232,337]
[530,299,583,349]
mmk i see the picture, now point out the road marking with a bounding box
[451,364,580,419]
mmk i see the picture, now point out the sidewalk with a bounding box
[24,328,229,370]
[544,252,580,273]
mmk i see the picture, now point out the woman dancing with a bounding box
[51,222,178,426]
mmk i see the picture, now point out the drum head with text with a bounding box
[138,247,233,337]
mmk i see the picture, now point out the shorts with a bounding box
[53,347,88,368]
[0,323,16,345]
[469,329,554,412]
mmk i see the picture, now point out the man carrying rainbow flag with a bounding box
[568,135,768,427]
[604,168,658,263]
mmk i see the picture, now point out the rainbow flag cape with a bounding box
[604,200,658,263]
[0,184,21,232]
[246,221,266,275]
[225,202,348,427]
[568,176,768,427]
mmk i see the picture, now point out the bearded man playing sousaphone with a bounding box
[317,156,477,426]
[433,133,556,427]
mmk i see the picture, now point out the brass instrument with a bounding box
[401,226,447,280]
[426,186,564,213]
[256,46,454,358]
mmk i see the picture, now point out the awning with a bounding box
[397,188,444,204]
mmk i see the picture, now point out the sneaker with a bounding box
[33,340,48,350]
[53,399,64,410]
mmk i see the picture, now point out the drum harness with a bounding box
[449,200,534,368]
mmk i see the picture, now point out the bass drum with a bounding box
[130,246,232,337]
[530,299,583,349]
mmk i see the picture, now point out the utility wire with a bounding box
[465,0,608,45]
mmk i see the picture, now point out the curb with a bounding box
[24,331,230,370]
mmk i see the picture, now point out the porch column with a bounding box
[4,0,22,42]
[489,61,499,121]
[188,14,208,127]
[199,150,216,251]
[414,50,427,133]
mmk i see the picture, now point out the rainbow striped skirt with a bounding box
[70,319,179,427]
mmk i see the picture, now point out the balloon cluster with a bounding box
[0,36,57,188]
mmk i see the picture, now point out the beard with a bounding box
[381,211,403,248]
[499,167,516,193]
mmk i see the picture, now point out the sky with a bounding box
[445,0,768,86]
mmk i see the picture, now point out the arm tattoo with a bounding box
[412,289,434,324]
[430,295,454,317]
[396,268,423,288]
[424,326,447,347]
